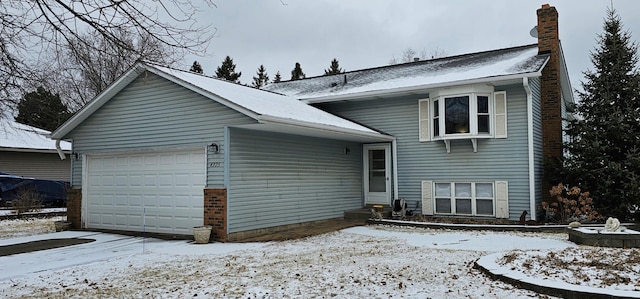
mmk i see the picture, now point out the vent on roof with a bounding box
[414,57,420,62]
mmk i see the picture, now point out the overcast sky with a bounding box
[183,0,640,93]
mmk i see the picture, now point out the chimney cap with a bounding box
[541,3,550,8]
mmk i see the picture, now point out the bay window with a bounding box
[418,85,507,152]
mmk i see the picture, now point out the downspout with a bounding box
[55,140,66,160]
[523,77,536,221]
[392,138,399,202]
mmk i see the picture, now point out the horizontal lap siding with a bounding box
[228,128,362,233]
[66,72,255,188]
[318,84,531,220]
[0,152,71,181]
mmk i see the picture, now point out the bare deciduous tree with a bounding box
[0,0,216,118]
[389,47,448,64]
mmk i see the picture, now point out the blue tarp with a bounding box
[0,172,68,206]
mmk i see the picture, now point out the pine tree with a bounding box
[215,56,242,83]
[324,58,344,75]
[564,8,640,221]
[15,87,71,132]
[273,71,282,83]
[190,60,203,74]
[251,65,270,88]
[290,62,305,80]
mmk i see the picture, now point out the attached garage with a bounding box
[84,149,205,235]
[50,62,392,240]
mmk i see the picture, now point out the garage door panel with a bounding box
[86,149,205,235]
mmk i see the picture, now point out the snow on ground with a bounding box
[0,208,66,217]
[0,218,638,298]
[0,215,64,239]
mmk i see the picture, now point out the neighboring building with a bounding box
[50,4,572,241]
[0,118,71,181]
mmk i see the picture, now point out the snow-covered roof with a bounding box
[51,62,392,143]
[264,44,548,102]
[0,117,71,153]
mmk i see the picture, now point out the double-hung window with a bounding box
[434,182,495,216]
[432,94,491,137]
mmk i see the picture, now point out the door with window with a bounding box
[363,144,391,205]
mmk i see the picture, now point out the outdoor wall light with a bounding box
[209,143,219,154]
[345,147,351,155]
[72,152,80,161]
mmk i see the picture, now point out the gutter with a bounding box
[523,77,536,221]
[55,140,66,160]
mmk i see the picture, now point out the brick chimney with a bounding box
[537,4,563,204]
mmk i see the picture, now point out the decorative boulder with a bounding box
[568,221,581,228]
[604,217,621,232]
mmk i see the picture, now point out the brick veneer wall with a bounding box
[537,4,563,205]
[204,188,227,241]
[66,188,82,229]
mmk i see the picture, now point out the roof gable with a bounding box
[51,62,390,142]
[264,44,549,102]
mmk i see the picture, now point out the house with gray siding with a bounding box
[51,4,572,240]
[1,118,71,181]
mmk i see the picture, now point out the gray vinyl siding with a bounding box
[530,77,544,218]
[0,151,71,181]
[318,84,531,220]
[228,128,362,233]
[64,72,255,188]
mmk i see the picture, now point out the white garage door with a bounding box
[85,149,205,235]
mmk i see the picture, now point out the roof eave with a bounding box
[301,71,544,104]
[257,115,394,142]
[0,147,71,154]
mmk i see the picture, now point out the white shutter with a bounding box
[495,181,509,218]
[421,180,434,215]
[419,99,430,141]
[494,91,507,138]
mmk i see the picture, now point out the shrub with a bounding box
[542,183,602,224]
[11,187,43,215]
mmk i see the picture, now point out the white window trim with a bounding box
[431,92,494,140]
[433,182,496,217]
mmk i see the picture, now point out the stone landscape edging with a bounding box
[475,252,640,299]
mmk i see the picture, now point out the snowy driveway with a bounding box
[0,231,261,282]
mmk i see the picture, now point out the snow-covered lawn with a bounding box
[0,218,638,298]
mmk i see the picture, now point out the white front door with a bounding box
[364,144,391,205]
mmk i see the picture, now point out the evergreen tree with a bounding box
[215,56,242,83]
[273,71,282,83]
[324,58,344,75]
[290,62,305,80]
[15,87,71,132]
[190,60,203,74]
[564,8,640,221]
[251,65,270,88]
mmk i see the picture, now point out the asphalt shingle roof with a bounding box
[264,44,548,100]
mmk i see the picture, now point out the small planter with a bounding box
[55,221,72,232]
[193,225,212,244]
